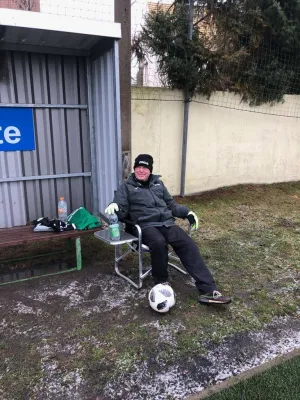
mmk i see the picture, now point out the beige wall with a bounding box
[132,87,300,195]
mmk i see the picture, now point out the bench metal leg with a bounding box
[75,237,82,270]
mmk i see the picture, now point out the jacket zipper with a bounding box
[148,183,162,221]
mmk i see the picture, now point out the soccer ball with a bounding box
[148,283,176,313]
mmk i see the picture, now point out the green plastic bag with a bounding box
[67,207,101,230]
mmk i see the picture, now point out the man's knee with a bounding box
[169,225,192,242]
[148,235,167,251]
[143,232,168,251]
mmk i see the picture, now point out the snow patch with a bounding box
[32,360,83,399]
[26,274,147,313]
[13,302,42,315]
[103,316,300,399]
[142,320,186,346]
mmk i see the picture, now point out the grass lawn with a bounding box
[174,182,300,343]
[0,181,299,399]
[205,355,300,400]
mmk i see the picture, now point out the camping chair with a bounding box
[94,216,192,289]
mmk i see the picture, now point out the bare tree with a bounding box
[14,0,36,11]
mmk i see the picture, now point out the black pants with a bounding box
[142,225,217,294]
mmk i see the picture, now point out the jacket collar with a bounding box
[127,173,161,187]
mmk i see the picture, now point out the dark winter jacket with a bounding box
[113,174,189,228]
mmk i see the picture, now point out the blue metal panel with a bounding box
[0,108,35,151]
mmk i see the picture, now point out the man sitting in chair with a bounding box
[105,154,231,305]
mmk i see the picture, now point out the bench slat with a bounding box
[0,226,102,248]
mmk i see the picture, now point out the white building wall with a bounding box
[131,0,172,86]
[40,0,114,22]
[132,87,300,195]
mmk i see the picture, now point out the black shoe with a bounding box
[153,278,170,286]
[199,291,231,305]
[153,281,171,287]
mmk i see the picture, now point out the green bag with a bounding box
[67,207,101,230]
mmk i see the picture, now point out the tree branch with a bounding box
[167,1,176,13]
[193,12,212,27]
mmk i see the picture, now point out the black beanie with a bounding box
[133,154,153,172]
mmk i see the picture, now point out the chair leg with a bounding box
[113,243,187,289]
[114,243,151,289]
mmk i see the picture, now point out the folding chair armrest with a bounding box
[133,224,143,249]
[123,218,192,238]
[121,218,135,226]
[121,219,143,248]
[99,213,144,243]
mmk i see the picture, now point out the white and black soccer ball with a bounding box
[148,283,176,313]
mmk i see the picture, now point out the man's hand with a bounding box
[105,203,119,215]
[187,211,199,230]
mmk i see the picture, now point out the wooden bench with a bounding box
[0,225,102,285]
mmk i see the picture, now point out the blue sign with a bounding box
[0,108,35,152]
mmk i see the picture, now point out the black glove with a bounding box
[186,211,199,230]
[186,213,196,225]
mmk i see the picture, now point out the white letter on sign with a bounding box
[4,126,21,144]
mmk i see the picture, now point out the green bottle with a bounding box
[109,213,120,241]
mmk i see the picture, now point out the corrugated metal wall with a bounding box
[0,51,92,228]
[88,43,122,215]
